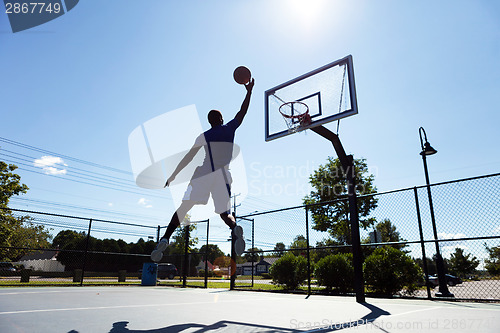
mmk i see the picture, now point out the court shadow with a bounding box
[106,320,299,332]
[64,303,390,333]
[71,303,390,333]
[309,303,391,332]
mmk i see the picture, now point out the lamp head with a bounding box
[420,141,437,156]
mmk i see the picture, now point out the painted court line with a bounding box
[0,289,92,296]
[0,296,271,315]
[301,307,442,333]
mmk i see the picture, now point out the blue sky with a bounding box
[1,0,499,253]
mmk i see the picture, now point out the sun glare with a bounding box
[288,0,328,30]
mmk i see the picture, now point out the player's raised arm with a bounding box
[234,78,254,125]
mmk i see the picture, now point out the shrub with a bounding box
[315,253,353,292]
[364,246,423,295]
[269,252,308,290]
[198,269,215,277]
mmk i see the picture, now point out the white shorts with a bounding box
[182,168,232,214]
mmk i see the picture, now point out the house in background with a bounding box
[236,257,280,276]
[236,261,255,276]
[255,257,279,275]
[195,260,214,273]
[16,250,65,272]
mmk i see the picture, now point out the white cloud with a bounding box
[442,244,470,253]
[138,198,152,208]
[34,156,68,175]
[437,232,470,259]
[437,232,466,240]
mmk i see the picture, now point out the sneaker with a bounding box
[232,225,245,256]
[150,238,170,262]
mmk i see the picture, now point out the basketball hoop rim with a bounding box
[278,101,310,119]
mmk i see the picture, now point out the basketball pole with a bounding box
[311,125,366,303]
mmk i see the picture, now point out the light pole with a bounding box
[419,127,454,297]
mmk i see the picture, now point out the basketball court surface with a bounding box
[1,286,499,332]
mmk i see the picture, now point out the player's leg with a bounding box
[151,201,194,262]
[220,211,245,256]
[162,201,194,241]
[220,211,236,230]
[212,171,245,255]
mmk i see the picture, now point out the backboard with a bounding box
[265,55,358,141]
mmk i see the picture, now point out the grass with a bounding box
[0,281,142,286]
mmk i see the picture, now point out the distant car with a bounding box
[427,275,438,287]
[446,274,462,286]
[157,263,178,280]
[427,274,462,287]
[0,262,16,272]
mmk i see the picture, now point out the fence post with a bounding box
[20,269,31,283]
[204,219,209,288]
[414,187,432,299]
[251,218,254,288]
[81,219,92,286]
[183,225,189,287]
[346,157,366,303]
[306,206,311,296]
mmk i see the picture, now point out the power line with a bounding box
[0,137,131,175]
[1,159,168,200]
[0,137,172,200]
[10,197,166,224]
[1,153,138,191]
[1,149,135,186]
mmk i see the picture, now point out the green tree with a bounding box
[273,242,286,257]
[53,230,158,272]
[376,219,406,247]
[52,230,87,271]
[0,161,51,261]
[244,247,263,262]
[484,244,500,276]
[363,219,407,252]
[171,224,198,254]
[448,248,479,278]
[415,257,438,276]
[290,235,307,256]
[303,157,378,244]
[52,230,86,248]
[0,161,29,208]
[199,244,225,263]
[170,223,200,276]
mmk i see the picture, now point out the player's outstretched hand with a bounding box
[164,175,175,188]
[245,78,255,92]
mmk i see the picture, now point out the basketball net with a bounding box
[273,94,311,134]
[279,101,311,134]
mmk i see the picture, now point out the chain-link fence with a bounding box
[0,207,214,288]
[0,208,160,286]
[1,173,499,302]
[234,173,500,302]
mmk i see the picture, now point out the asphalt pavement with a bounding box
[1,286,499,332]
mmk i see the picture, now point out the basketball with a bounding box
[233,66,252,85]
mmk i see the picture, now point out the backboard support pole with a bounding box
[311,126,366,303]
